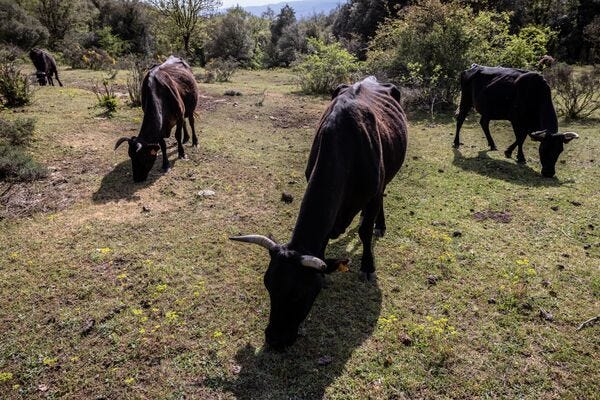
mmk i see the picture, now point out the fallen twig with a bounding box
[576,316,599,331]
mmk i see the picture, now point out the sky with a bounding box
[221,0,280,7]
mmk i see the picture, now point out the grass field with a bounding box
[0,67,598,399]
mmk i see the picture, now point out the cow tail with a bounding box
[456,70,474,117]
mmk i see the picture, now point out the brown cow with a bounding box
[115,56,199,182]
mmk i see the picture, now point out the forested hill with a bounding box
[239,0,342,18]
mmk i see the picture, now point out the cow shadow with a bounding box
[204,229,382,400]
[92,151,179,203]
[452,148,562,187]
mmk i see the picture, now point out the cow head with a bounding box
[115,136,160,182]
[529,130,579,177]
[36,72,47,86]
[230,235,343,351]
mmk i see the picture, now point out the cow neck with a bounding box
[540,95,558,133]
[288,143,347,256]
[139,93,164,142]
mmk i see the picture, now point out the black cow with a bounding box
[28,48,62,87]
[454,64,578,177]
[231,77,408,350]
[115,56,199,182]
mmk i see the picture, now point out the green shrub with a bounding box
[126,58,150,107]
[94,78,118,117]
[0,117,46,182]
[0,118,36,147]
[205,58,238,82]
[544,63,600,120]
[367,0,554,112]
[0,0,49,49]
[0,61,33,108]
[294,38,361,95]
[62,44,116,70]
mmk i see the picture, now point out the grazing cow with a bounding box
[454,64,578,177]
[28,48,62,87]
[115,56,199,182]
[231,77,408,350]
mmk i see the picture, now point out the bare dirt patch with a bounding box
[269,106,320,129]
[472,210,513,223]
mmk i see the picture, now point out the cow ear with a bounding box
[331,84,349,100]
[148,144,160,155]
[323,258,350,274]
[387,84,401,103]
[562,132,579,143]
[529,130,547,142]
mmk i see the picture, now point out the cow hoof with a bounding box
[517,158,527,164]
[490,146,497,151]
[162,166,171,173]
[504,150,512,159]
[192,143,199,149]
[359,271,377,282]
[374,228,385,238]
[453,143,461,149]
[178,155,188,160]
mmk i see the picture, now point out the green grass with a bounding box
[0,67,598,399]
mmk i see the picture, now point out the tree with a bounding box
[0,0,48,49]
[205,7,255,65]
[265,4,299,67]
[150,0,221,58]
[36,0,79,47]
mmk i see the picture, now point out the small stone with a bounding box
[81,319,95,336]
[281,192,294,203]
[231,365,242,374]
[427,274,438,285]
[197,189,216,198]
[142,206,151,213]
[452,230,462,237]
[317,355,333,366]
[570,200,582,206]
[550,206,559,211]
[556,264,565,270]
[539,308,554,321]
[38,384,49,392]
[542,279,550,287]
[583,244,591,250]
[488,297,497,304]
[399,333,412,346]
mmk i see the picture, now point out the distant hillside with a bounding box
[229,0,343,18]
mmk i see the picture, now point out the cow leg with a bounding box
[453,109,468,148]
[374,204,386,238]
[47,74,54,86]
[54,71,63,87]
[182,120,190,144]
[358,196,382,282]
[159,138,170,172]
[189,114,199,148]
[515,132,527,164]
[175,120,186,159]
[505,122,519,159]
[480,117,497,150]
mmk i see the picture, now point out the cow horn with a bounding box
[230,235,277,251]
[114,137,130,150]
[529,130,547,141]
[562,132,579,140]
[300,255,327,271]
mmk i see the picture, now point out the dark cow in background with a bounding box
[454,64,578,177]
[231,76,408,350]
[28,48,62,87]
[115,56,199,182]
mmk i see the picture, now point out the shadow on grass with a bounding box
[452,149,561,187]
[92,153,179,203]
[205,229,382,399]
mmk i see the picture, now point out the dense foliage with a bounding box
[544,63,600,119]
[294,38,361,95]
[0,117,46,182]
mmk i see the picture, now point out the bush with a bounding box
[0,118,36,147]
[0,0,49,49]
[294,38,362,95]
[62,44,116,70]
[544,63,600,119]
[205,58,238,82]
[94,77,118,117]
[367,0,554,112]
[126,59,149,107]
[0,118,46,182]
[0,61,33,108]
